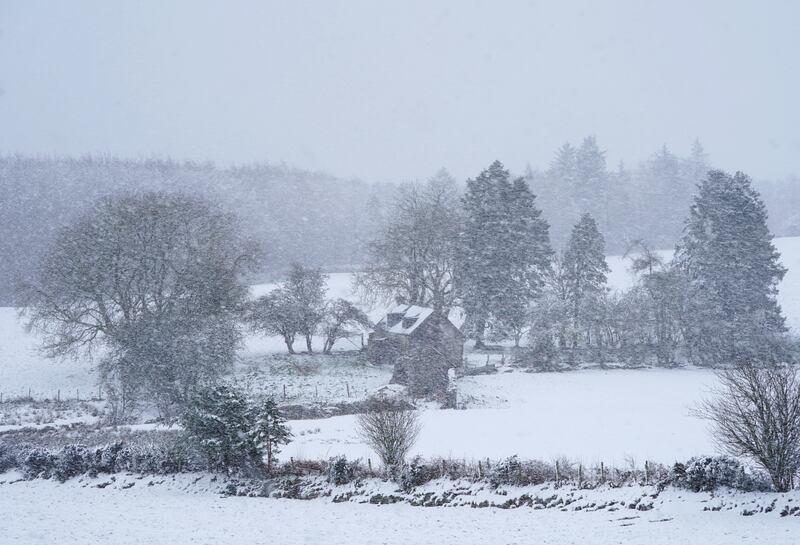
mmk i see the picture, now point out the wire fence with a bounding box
[0,385,104,404]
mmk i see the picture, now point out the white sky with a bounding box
[0,0,798,182]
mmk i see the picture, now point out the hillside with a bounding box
[0,155,389,305]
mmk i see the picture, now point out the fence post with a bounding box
[578,464,583,488]
[600,462,605,483]
[555,460,560,482]
[645,461,650,485]
[346,382,350,398]
[28,387,31,400]
[77,389,80,402]
[283,384,286,400]
[57,389,60,402]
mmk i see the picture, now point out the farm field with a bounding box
[286,368,717,464]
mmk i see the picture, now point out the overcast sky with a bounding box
[0,0,798,183]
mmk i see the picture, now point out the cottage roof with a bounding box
[376,304,435,335]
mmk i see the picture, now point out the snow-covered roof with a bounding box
[375,304,435,335]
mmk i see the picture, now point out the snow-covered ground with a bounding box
[286,368,718,464]
[0,308,97,401]
[0,475,798,545]
[1,239,799,543]
[1,237,799,460]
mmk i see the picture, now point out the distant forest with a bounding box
[1,143,798,305]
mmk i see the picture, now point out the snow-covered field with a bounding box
[1,475,798,545]
[3,236,799,400]
[2,237,799,458]
[2,239,800,543]
[286,368,717,464]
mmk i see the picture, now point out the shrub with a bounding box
[90,441,124,475]
[0,444,17,473]
[489,456,524,487]
[53,445,89,482]
[399,456,440,491]
[356,409,421,469]
[23,449,57,479]
[327,456,360,485]
[696,364,800,492]
[671,456,771,492]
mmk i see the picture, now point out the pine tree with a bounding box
[574,136,608,213]
[251,397,292,473]
[495,178,553,345]
[181,385,257,473]
[460,161,552,347]
[550,143,577,185]
[675,170,787,365]
[541,143,579,250]
[460,161,508,347]
[562,213,610,349]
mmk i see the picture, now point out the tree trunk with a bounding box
[473,315,487,349]
[305,334,313,353]
[284,335,296,354]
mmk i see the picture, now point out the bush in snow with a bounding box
[327,456,362,485]
[399,456,441,491]
[489,456,524,487]
[53,445,89,482]
[88,441,125,475]
[671,456,771,492]
[22,449,57,479]
[0,444,17,473]
[696,364,800,492]
[356,408,421,469]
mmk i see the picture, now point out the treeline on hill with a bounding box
[359,161,793,369]
[3,142,799,305]
[0,155,388,304]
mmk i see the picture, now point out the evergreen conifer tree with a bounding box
[675,170,787,365]
[562,213,610,348]
[460,161,552,347]
[251,397,292,473]
[460,161,509,347]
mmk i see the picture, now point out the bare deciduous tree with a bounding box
[697,364,800,492]
[356,409,422,468]
[321,298,370,354]
[356,170,460,316]
[22,192,256,421]
[285,263,328,353]
[248,289,303,354]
